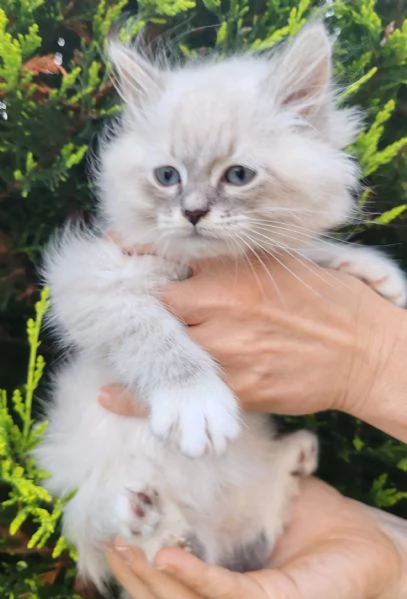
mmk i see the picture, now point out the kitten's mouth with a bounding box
[173,226,223,245]
[188,227,216,241]
[182,226,207,239]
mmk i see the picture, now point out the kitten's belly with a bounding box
[39,357,275,516]
[92,406,274,514]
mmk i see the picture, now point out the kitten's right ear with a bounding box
[273,23,332,117]
[107,41,163,105]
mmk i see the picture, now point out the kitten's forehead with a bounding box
[148,58,268,166]
[168,99,239,170]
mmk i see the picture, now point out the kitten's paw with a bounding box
[116,486,161,542]
[329,248,407,307]
[289,430,318,476]
[278,430,318,476]
[149,377,241,457]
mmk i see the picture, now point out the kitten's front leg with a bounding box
[147,375,240,458]
[45,232,240,457]
[306,242,407,307]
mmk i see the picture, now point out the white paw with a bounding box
[290,430,318,476]
[278,430,318,476]
[116,486,161,543]
[329,247,407,307]
[148,377,241,457]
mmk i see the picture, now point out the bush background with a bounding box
[0,0,406,596]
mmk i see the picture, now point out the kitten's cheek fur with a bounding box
[148,377,241,457]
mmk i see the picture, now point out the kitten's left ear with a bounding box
[107,41,163,105]
[274,23,332,117]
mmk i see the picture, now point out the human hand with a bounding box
[152,254,404,422]
[104,477,404,599]
[104,237,407,439]
[98,250,407,439]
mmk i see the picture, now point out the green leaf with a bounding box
[353,436,364,451]
[371,473,407,508]
[370,205,407,225]
[339,67,377,102]
[397,458,407,472]
[9,510,29,535]
[216,21,228,46]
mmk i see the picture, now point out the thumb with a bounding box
[155,548,252,599]
[160,257,224,324]
[97,384,148,417]
[156,548,308,599]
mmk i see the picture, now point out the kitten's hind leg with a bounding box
[116,485,197,564]
[275,429,319,477]
[208,430,318,573]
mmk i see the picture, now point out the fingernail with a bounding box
[113,540,135,564]
[114,539,129,552]
[97,390,111,405]
[156,562,175,573]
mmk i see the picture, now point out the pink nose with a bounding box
[183,209,209,225]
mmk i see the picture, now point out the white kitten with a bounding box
[35,23,407,593]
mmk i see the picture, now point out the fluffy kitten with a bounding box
[35,23,407,593]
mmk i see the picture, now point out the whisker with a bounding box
[247,222,317,244]
[232,233,271,300]
[248,231,356,296]
[222,237,242,289]
[239,232,322,298]
[246,220,359,247]
[245,211,365,230]
[235,232,288,305]
[249,233,352,294]
[282,248,352,293]
[244,205,364,221]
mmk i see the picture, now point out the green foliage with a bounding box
[0,290,75,555]
[354,99,407,177]
[1,289,78,596]
[0,559,80,599]
[0,0,406,595]
[371,473,407,508]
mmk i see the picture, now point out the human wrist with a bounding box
[341,293,407,442]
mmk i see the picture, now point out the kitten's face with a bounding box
[98,25,359,260]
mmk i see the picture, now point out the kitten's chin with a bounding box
[156,234,243,261]
[115,223,243,260]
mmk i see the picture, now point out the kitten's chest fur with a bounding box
[132,252,191,286]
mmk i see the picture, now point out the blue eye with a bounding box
[154,166,181,187]
[223,165,256,186]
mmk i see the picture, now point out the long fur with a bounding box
[35,23,407,594]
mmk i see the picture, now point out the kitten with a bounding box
[35,23,407,594]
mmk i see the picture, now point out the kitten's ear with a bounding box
[107,41,163,104]
[274,23,332,116]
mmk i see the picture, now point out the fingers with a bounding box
[156,547,247,599]
[106,542,199,599]
[160,256,266,323]
[160,261,228,324]
[105,230,157,257]
[160,281,208,325]
[106,547,156,599]
[98,384,148,417]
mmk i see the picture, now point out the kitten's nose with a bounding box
[183,208,209,225]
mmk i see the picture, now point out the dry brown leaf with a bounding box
[23,54,68,77]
